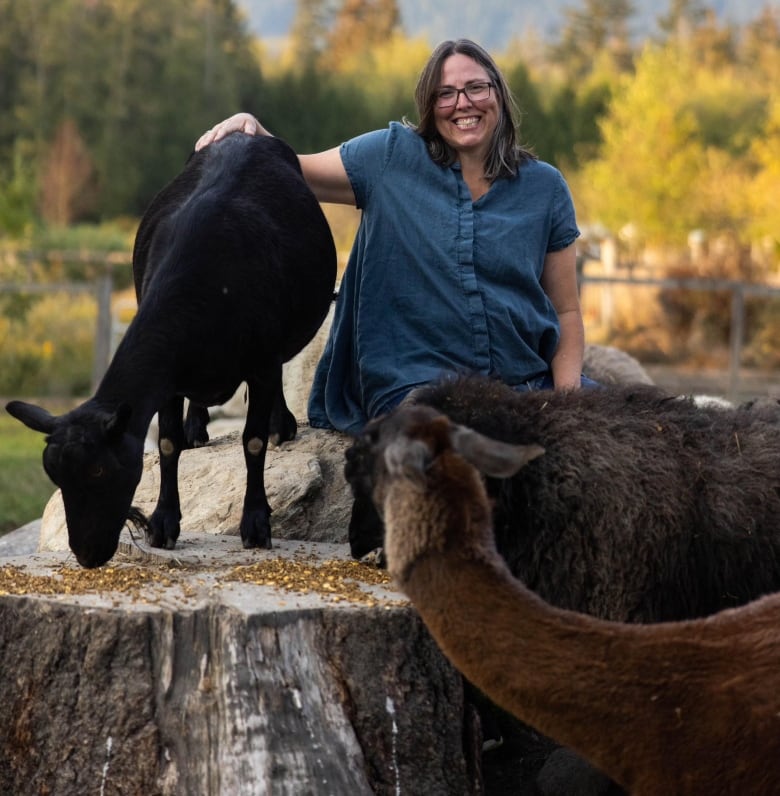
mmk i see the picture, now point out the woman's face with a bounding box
[433,53,500,160]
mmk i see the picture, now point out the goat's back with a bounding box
[131,134,336,376]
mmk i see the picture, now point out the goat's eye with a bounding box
[89,464,104,479]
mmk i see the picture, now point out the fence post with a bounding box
[728,285,745,401]
[91,268,114,391]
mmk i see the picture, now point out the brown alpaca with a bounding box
[371,404,780,796]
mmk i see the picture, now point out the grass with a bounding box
[0,407,58,535]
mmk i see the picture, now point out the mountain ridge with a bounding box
[236,0,775,52]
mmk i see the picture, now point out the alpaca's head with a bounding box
[346,405,545,579]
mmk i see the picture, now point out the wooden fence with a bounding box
[579,273,780,399]
[2,253,780,399]
[0,251,131,392]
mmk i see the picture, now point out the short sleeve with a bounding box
[339,128,395,210]
[547,170,580,252]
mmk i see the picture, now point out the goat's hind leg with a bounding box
[147,395,185,549]
[240,371,280,549]
[268,380,297,447]
[184,402,210,448]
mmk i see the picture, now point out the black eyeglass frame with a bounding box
[434,82,495,109]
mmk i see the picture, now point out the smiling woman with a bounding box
[196,38,590,436]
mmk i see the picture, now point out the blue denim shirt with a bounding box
[308,122,580,433]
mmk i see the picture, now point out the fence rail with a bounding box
[1,276,113,392]
[2,262,779,398]
[579,273,780,399]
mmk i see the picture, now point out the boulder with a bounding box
[40,426,353,554]
[582,344,654,386]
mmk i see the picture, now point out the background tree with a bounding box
[323,0,401,71]
[0,0,264,224]
[289,0,335,67]
[39,119,96,226]
[547,0,636,80]
[576,34,769,247]
[748,98,780,248]
[656,0,708,39]
[576,44,707,244]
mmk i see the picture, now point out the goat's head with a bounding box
[6,400,145,568]
[344,404,544,564]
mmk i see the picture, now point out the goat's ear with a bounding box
[383,437,431,487]
[5,400,57,434]
[103,403,132,441]
[451,426,545,478]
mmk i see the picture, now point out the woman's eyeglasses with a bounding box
[435,82,494,108]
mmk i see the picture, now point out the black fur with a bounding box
[7,133,336,567]
[346,375,780,623]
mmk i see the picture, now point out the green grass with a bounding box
[0,409,57,535]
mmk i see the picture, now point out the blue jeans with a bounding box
[519,373,600,391]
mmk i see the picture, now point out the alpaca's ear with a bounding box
[383,437,431,488]
[451,426,545,478]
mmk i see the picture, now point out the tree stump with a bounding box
[0,534,480,795]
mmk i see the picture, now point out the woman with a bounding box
[197,38,588,434]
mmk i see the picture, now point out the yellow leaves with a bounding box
[0,292,96,394]
[578,40,775,249]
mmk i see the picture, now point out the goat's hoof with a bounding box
[359,547,387,568]
[242,535,272,550]
[146,511,181,550]
[240,510,272,549]
[146,531,179,550]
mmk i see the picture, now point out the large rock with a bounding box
[0,536,479,795]
[40,426,353,553]
[40,343,656,555]
[582,343,653,386]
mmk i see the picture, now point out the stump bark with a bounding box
[0,535,480,795]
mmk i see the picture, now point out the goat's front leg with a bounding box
[240,371,279,549]
[147,395,184,549]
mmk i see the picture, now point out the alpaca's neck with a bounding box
[400,545,762,795]
[401,553,628,727]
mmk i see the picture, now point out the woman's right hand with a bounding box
[195,113,270,151]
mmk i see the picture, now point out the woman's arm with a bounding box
[540,242,585,390]
[195,113,356,206]
[299,150,356,205]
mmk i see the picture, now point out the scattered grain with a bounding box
[224,556,399,606]
[0,555,405,607]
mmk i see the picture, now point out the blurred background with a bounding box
[2,0,779,532]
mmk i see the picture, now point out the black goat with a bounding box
[346,375,780,623]
[7,133,336,568]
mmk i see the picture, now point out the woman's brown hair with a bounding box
[405,38,535,181]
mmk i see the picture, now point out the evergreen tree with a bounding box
[0,0,264,224]
[657,0,708,39]
[547,0,636,79]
